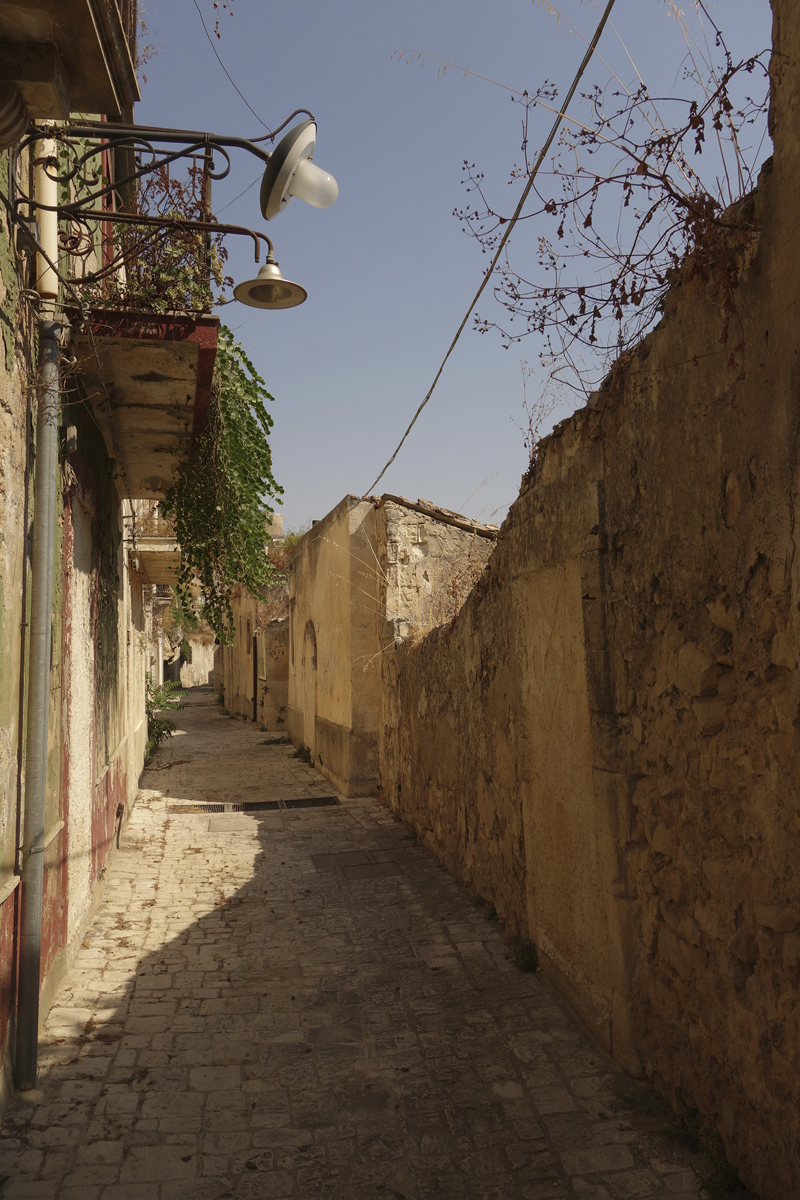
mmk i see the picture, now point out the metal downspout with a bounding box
[15,134,61,1092]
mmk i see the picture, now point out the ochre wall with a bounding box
[217,585,289,730]
[381,4,800,1194]
[287,497,381,796]
[287,496,490,798]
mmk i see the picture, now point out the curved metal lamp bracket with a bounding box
[10,111,314,228]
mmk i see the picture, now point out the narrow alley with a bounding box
[1,692,723,1198]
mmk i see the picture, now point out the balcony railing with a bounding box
[136,510,176,538]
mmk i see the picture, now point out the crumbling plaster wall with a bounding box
[0,173,33,1113]
[377,500,495,642]
[0,236,149,1110]
[381,5,800,1195]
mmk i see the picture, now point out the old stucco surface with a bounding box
[381,4,800,1195]
[0,185,33,1112]
[286,496,494,799]
[287,497,381,796]
[217,584,289,729]
[0,219,150,1112]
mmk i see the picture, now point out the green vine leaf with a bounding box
[161,324,283,642]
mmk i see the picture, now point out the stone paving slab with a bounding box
[0,692,725,1198]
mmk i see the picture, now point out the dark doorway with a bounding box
[252,635,259,724]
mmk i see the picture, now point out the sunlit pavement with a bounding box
[0,690,718,1198]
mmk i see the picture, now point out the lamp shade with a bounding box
[233,257,307,309]
[260,119,338,220]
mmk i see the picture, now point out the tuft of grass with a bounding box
[486,904,499,922]
[514,939,539,973]
[260,736,290,745]
[292,744,313,765]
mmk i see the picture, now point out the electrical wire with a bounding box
[215,172,260,216]
[189,0,272,134]
[362,0,618,498]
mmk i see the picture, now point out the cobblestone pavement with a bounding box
[0,691,720,1199]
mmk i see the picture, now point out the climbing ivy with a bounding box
[161,325,283,642]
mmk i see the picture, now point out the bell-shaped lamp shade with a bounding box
[260,119,339,220]
[233,257,307,310]
[287,158,338,209]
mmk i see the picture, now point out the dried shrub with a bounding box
[449,2,771,398]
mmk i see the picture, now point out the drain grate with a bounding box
[232,800,280,812]
[285,796,338,810]
[168,796,338,815]
[167,803,225,814]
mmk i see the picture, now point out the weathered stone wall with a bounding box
[0,187,150,1111]
[217,585,289,730]
[377,499,496,644]
[285,495,494,797]
[0,158,35,1112]
[179,638,215,689]
[380,5,800,1194]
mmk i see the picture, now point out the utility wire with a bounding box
[190,0,272,133]
[363,0,618,497]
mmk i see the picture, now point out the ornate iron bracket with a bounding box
[10,111,313,221]
[8,112,312,293]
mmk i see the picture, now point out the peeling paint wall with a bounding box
[0,216,150,1112]
[0,166,35,1110]
[380,5,800,1194]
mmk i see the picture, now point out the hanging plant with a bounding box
[161,324,283,642]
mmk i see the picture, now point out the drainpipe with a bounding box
[15,134,62,1092]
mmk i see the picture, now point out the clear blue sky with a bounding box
[137,0,772,530]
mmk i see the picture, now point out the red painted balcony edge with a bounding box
[67,309,220,437]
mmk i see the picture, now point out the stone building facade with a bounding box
[215,584,290,730]
[287,494,495,797]
[379,5,800,1195]
[0,6,220,1110]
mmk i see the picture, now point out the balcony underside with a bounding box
[135,538,181,585]
[73,311,219,501]
[0,0,139,118]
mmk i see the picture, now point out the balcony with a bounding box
[0,0,139,121]
[72,310,219,501]
[130,507,180,585]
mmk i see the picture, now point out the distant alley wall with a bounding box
[380,3,800,1195]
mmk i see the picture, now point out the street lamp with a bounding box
[10,112,339,310]
[259,119,338,220]
[233,254,307,310]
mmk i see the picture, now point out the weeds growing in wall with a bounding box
[417,2,772,401]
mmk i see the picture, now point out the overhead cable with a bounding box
[362,0,618,497]
[190,0,272,133]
